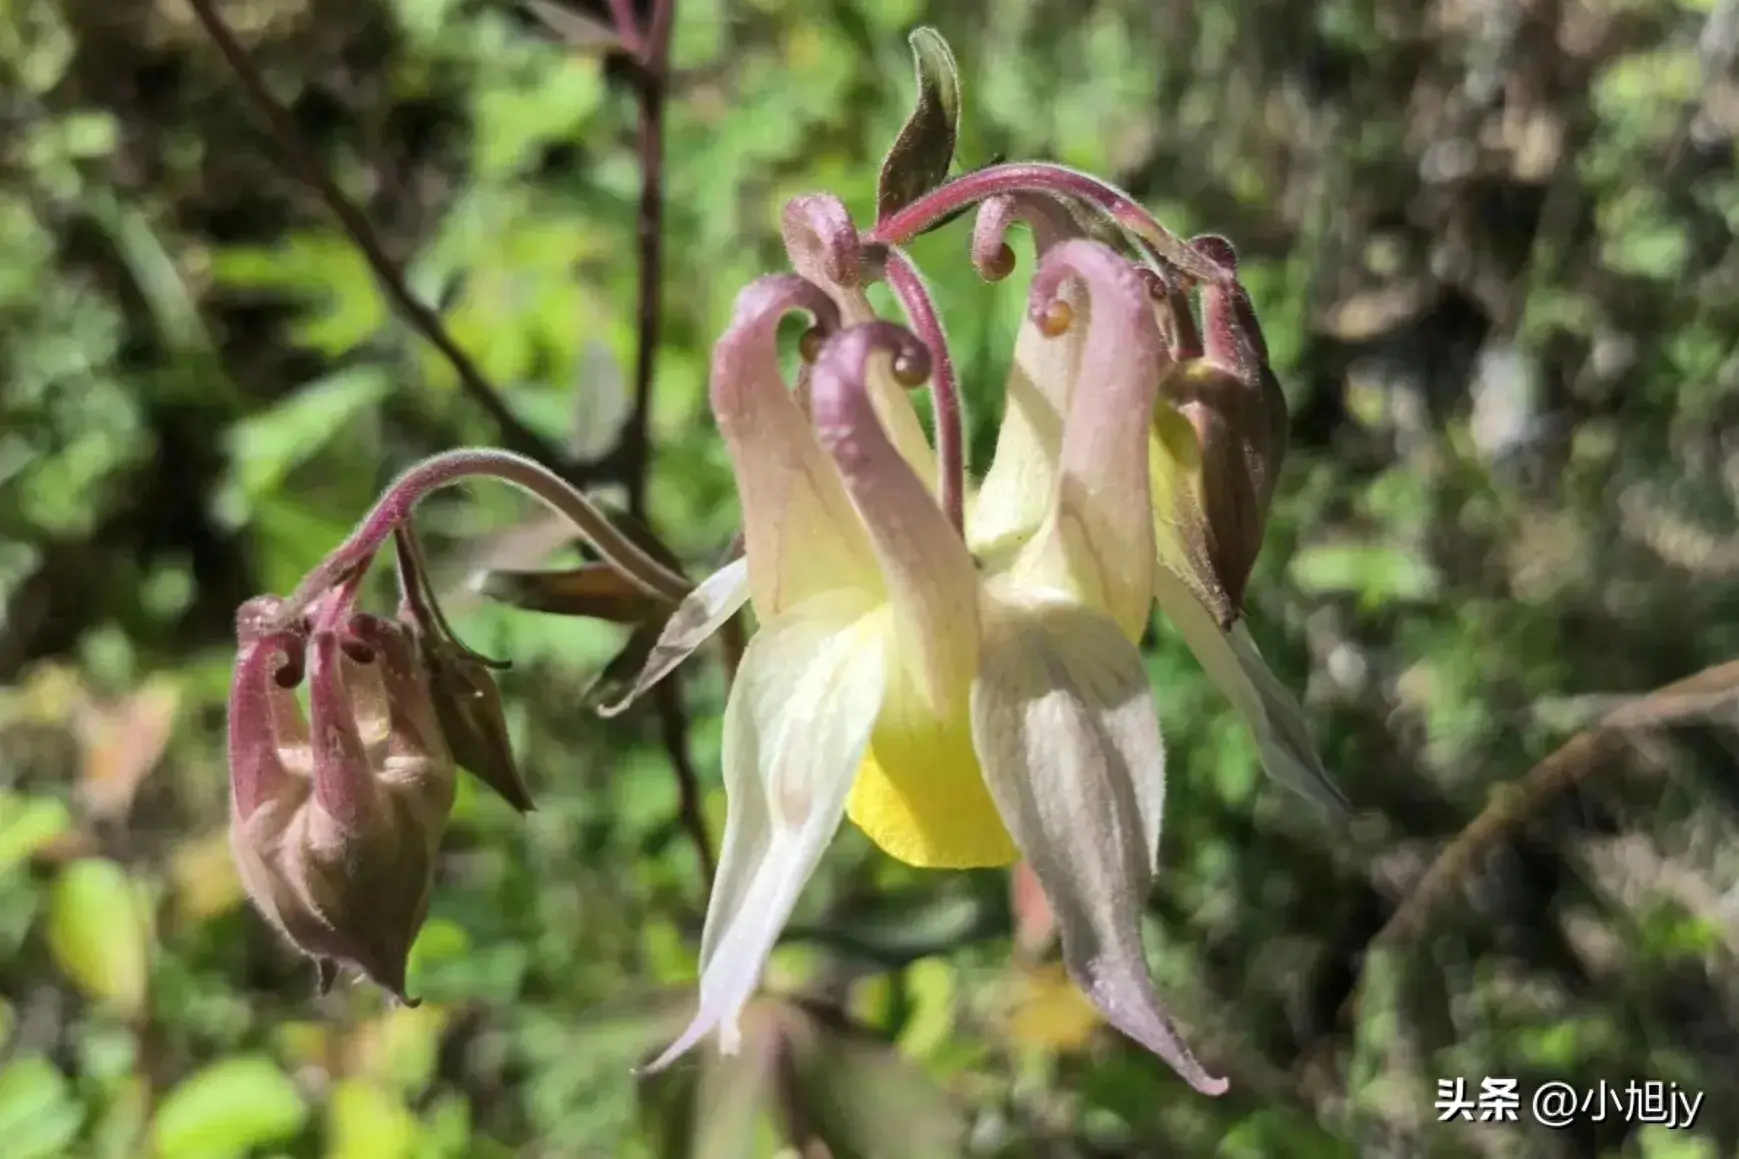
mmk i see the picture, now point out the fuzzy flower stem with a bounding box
[865,162,1232,285]
[879,245,965,533]
[271,449,692,632]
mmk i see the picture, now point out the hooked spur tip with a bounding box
[1189,234,1239,279]
[1034,297,1075,337]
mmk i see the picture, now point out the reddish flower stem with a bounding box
[866,162,1231,285]
[880,246,965,532]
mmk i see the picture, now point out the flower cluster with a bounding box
[225,27,1348,1101]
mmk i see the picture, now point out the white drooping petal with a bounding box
[644,591,889,1072]
[1152,566,1350,818]
[597,557,752,718]
[969,589,1227,1096]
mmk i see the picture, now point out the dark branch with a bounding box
[186,0,597,480]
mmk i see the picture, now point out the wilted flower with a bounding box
[227,592,456,1001]
[227,449,694,999]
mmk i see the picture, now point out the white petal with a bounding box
[597,557,751,718]
[969,591,1226,1096]
[644,591,889,1071]
[1153,567,1350,817]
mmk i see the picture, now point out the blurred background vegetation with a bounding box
[4,0,1739,1155]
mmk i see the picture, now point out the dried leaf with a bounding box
[1009,859,1056,960]
[478,562,670,624]
[77,677,180,821]
[523,0,624,52]
[170,830,245,927]
[1002,962,1101,1053]
[689,1003,784,1159]
[875,27,962,223]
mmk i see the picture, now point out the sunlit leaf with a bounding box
[213,365,392,530]
[1288,540,1440,608]
[169,830,245,927]
[0,792,74,874]
[45,857,151,1018]
[0,1054,85,1159]
[325,1079,420,1159]
[151,1056,309,1159]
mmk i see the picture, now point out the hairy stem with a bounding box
[880,246,965,532]
[185,0,596,478]
[274,449,692,631]
[866,162,1230,285]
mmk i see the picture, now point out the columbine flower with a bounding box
[622,183,1229,1094]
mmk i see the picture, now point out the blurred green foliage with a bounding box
[5,0,1739,1154]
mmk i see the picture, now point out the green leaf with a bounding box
[151,1056,309,1159]
[45,857,152,1018]
[212,365,391,530]
[875,27,962,223]
[0,1054,85,1159]
[325,1079,420,1159]
[1288,540,1440,609]
[784,1012,967,1159]
[0,792,73,874]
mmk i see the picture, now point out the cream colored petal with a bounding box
[969,591,1226,1096]
[644,591,889,1071]
[810,323,980,720]
[782,193,939,491]
[1004,241,1163,640]
[711,276,880,616]
[1152,566,1351,817]
[596,557,751,719]
[967,278,1087,562]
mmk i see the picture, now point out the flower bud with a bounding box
[391,527,536,813]
[227,595,456,1002]
[1150,238,1289,628]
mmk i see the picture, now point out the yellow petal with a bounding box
[846,658,1016,869]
